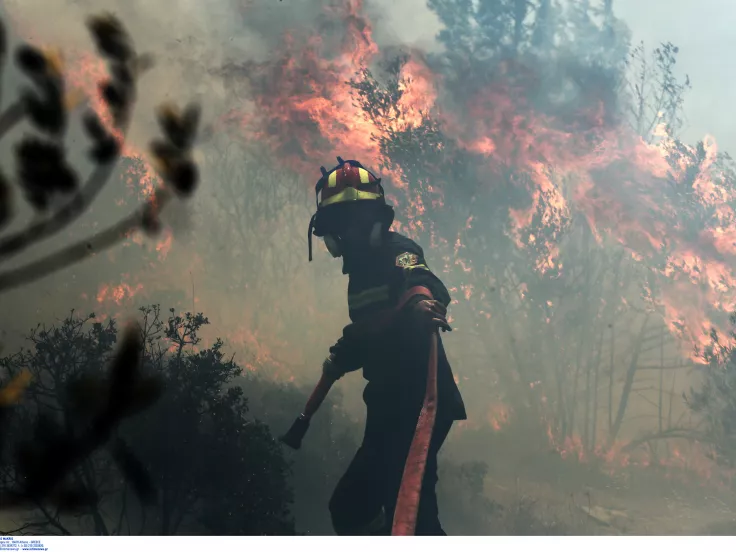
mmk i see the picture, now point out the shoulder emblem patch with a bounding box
[395,252,419,268]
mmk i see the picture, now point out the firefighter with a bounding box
[307,157,467,536]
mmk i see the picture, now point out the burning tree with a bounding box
[687,320,736,471]
[348,0,736,467]
[198,0,736,482]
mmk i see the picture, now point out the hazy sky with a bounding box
[614,0,736,153]
[376,0,736,154]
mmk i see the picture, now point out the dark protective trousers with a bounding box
[329,400,453,536]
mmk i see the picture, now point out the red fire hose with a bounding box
[278,372,338,450]
[279,285,439,536]
[390,328,438,536]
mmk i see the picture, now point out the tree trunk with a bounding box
[590,328,604,452]
[608,323,615,431]
[609,315,650,444]
[554,346,569,439]
[492,267,535,410]
[666,371,676,457]
[569,337,584,437]
[658,326,665,434]
[571,227,592,439]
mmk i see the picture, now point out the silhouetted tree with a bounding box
[0,306,295,535]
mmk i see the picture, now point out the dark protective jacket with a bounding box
[329,231,467,422]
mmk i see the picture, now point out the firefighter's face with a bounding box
[339,216,376,253]
[340,223,368,246]
[322,227,364,258]
[323,203,380,256]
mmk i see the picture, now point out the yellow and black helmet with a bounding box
[308,157,394,261]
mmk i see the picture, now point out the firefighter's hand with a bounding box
[322,354,346,381]
[411,299,452,333]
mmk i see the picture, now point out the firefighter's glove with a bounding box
[322,354,346,381]
[411,298,452,333]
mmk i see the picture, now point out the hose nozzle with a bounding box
[279,414,311,450]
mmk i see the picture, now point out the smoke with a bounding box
[1,0,735,535]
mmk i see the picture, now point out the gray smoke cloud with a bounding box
[0,0,733,535]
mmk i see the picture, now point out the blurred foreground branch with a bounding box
[0,11,202,516]
[0,321,162,513]
[0,12,200,294]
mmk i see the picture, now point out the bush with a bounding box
[0,305,294,535]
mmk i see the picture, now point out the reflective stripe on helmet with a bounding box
[358,167,370,184]
[310,157,390,262]
[320,187,382,207]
